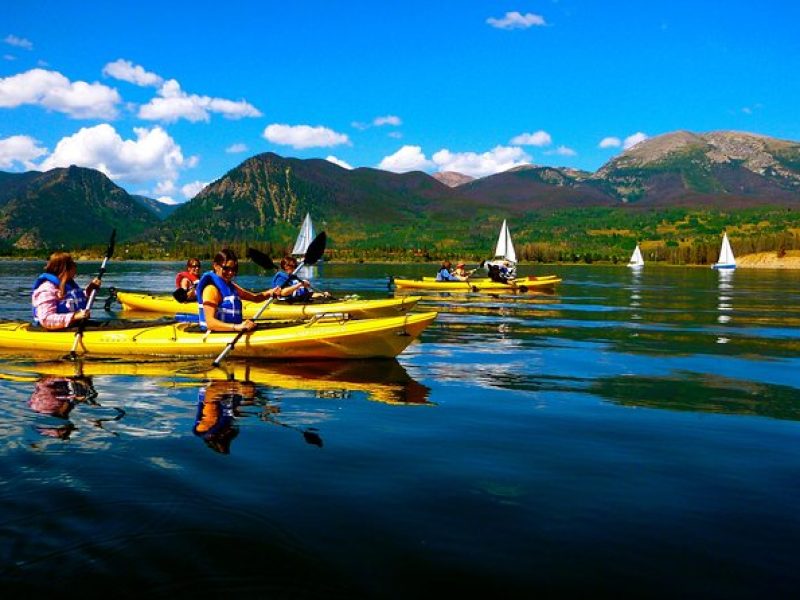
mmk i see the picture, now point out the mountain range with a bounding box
[1,130,799,255]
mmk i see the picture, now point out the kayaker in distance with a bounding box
[32,251,102,330]
[435,260,460,281]
[175,258,201,302]
[271,255,314,302]
[197,248,278,333]
[451,262,472,281]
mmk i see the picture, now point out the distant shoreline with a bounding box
[735,251,800,269]
[7,252,800,269]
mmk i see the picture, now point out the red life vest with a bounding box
[175,270,199,289]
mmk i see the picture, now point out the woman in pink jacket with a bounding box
[31,252,102,330]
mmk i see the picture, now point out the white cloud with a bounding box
[225,143,248,153]
[623,132,648,149]
[139,79,261,123]
[374,115,401,126]
[388,131,403,139]
[181,180,207,199]
[0,68,120,119]
[599,136,621,149]
[4,54,15,61]
[38,124,190,185]
[326,155,353,169]
[263,123,350,149]
[102,59,163,87]
[0,134,48,169]
[510,130,551,146]
[156,195,181,205]
[431,146,531,177]
[487,11,546,30]
[4,35,33,50]
[378,145,434,172]
[545,145,577,157]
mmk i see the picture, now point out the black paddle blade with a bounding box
[172,288,189,303]
[246,247,278,271]
[302,429,324,447]
[106,228,117,259]
[303,231,327,266]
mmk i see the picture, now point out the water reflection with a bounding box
[28,375,95,438]
[27,371,125,439]
[717,269,734,341]
[193,377,326,454]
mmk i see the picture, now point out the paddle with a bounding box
[246,246,333,299]
[211,231,327,368]
[69,229,116,359]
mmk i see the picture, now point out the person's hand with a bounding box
[87,277,102,292]
[73,309,90,321]
[237,319,257,333]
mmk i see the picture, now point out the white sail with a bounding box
[712,232,736,269]
[628,244,644,268]
[493,220,517,263]
[291,213,315,257]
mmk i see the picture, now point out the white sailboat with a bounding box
[628,244,644,269]
[291,213,316,259]
[485,219,517,276]
[712,232,736,270]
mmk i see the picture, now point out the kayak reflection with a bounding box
[3,358,432,407]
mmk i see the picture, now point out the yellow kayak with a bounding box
[0,312,437,360]
[421,274,559,282]
[392,277,561,292]
[0,358,433,406]
[115,291,422,320]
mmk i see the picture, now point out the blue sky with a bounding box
[1,1,798,204]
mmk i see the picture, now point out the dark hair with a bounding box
[213,248,239,266]
[186,258,201,268]
[280,255,298,269]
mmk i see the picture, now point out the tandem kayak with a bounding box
[392,276,561,292]
[114,290,422,320]
[0,312,437,360]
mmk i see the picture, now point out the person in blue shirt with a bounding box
[272,255,314,302]
[435,260,460,282]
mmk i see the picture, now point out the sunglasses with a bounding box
[189,264,200,269]
[220,265,237,273]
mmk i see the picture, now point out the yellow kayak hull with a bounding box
[0,312,437,360]
[393,277,561,292]
[116,291,422,320]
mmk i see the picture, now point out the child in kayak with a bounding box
[32,251,102,330]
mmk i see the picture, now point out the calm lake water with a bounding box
[1,260,800,598]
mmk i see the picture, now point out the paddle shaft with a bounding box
[70,230,116,356]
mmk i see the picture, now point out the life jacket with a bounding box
[272,270,312,302]
[196,271,242,330]
[435,267,455,282]
[175,270,199,289]
[31,274,87,325]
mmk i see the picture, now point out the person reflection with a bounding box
[28,375,97,439]
[193,379,258,454]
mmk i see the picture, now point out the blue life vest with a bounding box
[272,270,311,302]
[31,273,87,325]
[196,271,242,330]
[435,267,456,282]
